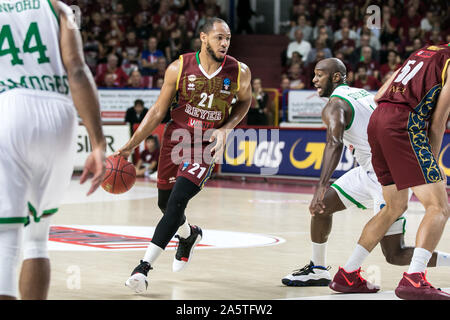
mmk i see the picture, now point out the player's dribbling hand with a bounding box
[113,146,133,160]
[80,147,106,196]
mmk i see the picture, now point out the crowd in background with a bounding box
[282,0,450,91]
[61,0,449,124]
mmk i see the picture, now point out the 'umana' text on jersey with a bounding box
[378,43,450,120]
[330,84,376,173]
[0,0,69,96]
[172,51,240,131]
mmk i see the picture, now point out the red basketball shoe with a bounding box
[329,267,380,293]
[395,272,450,300]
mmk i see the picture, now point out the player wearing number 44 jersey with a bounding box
[330,44,450,300]
[0,0,106,299]
[116,17,252,294]
[282,58,450,289]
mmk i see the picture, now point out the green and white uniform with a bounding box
[329,84,407,236]
[0,0,76,225]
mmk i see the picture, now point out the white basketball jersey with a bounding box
[330,84,376,173]
[0,0,69,96]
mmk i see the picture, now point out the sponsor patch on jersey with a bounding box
[188,74,197,82]
[415,50,436,58]
[427,45,444,51]
[182,161,189,171]
[188,117,214,130]
[223,78,231,91]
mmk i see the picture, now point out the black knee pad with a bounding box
[158,189,172,214]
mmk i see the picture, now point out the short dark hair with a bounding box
[199,17,228,34]
[134,99,144,107]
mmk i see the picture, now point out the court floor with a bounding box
[44,177,450,300]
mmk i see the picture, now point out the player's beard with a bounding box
[321,75,334,97]
[206,42,224,63]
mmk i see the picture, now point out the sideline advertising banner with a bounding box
[98,89,160,122]
[74,125,130,170]
[220,127,450,185]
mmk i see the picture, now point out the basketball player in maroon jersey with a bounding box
[115,18,252,293]
[329,43,450,299]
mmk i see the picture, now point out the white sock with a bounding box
[408,247,432,274]
[176,220,191,239]
[143,242,164,266]
[343,244,370,272]
[436,251,450,267]
[311,242,327,267]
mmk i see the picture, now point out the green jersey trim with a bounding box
[47,0,59,25]
[331,183,367,210]
[330,94,355,130]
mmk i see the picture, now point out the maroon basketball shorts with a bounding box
[367,103,443,190]
[157,121,215,190]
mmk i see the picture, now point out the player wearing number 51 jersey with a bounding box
[330,44,450,300]
[0,0,106,299]
[116,17,252,294]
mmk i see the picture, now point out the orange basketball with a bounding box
[101,156,136,194]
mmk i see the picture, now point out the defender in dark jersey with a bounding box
[115,18,252,293]
[330,44,450,300]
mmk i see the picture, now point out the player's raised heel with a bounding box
[329,267,380,293]
[125,260,152,293]
[173,225,203,272]
[282,261,331,287]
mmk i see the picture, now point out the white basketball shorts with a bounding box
[0,89,77,225]
[331,166,408,236]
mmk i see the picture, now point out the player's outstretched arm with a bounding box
[309,98,349,216]
[57,1,106,195]
[429,66,450,160]
[115,60,180,159]
[210,62,252,158]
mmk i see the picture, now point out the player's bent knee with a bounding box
[22,218,51,260]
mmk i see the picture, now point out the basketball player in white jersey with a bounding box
[0,0,106,299]
[282,58,450,288]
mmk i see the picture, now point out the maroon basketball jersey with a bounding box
[171,51,240,131]
[378,43,450,119]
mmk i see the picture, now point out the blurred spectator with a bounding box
[288,62,307,90]
[288,14,313,42]
[379,50,401,80]
[156,78,164,89]
[306,39,332,67]
[236,0,255,34]
[184,1,200,34]
[399,26,420,58]
[355,46,380,80]
[152,0,178,36]
[103,73,119,88]
[83,35,104,75]
[420,11,434,33]
[312,17,334,43]
[333,27,356,60]
[127,69,153,89]
[379,5,400,45]
[152,57,168,84]
[427,30,443,45]
[86,12,108,43]
[141,36,165,76]
[134,13,153,41]
[95,53,129,87]
[333,17,358,43]
[125,99,149,134]
[190,38,202,52]
[247,78,269,126]
[353,65,380,91]
[136,136,160,178]
[165,28,186,62]
[399,5,422,38]
[121,30,143,66]
[286,29,311,63]
[196,6,216,36]
[351,33,379,66]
